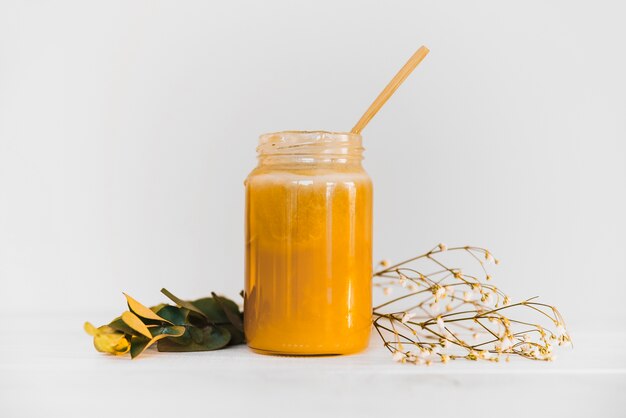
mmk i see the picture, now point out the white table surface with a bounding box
[1,314,624,418]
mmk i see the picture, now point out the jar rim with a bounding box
[257,131,363,156]
[259,130,361,143]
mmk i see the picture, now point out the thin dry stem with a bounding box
[373,244,571,365]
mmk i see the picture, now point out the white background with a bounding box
[2,2,626,418]
[1,0,625,332]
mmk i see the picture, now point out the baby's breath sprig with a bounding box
[373,244,571,365]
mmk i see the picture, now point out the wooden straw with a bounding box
[351,45,430,135]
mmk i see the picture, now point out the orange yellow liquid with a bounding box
[244,166,372,355]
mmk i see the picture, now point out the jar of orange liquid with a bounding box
[244,131,373,355]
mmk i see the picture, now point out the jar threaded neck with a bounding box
[257,131,364,159]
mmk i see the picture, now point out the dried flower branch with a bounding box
[373,244,571,365]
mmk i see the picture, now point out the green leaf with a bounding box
[192,298,227,322]
[130,336,150,359]
[160,288,208,319]
[212,292,244,332]
[150,325,186,338]
[165,328,192,346]
[149,303,167,313]
[157,326,231,352]
[220,323,245,345]
[189,326,204,344]
[201,326,231,349]
[156,305,188,326]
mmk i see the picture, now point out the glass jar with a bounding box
[244,131,373,355]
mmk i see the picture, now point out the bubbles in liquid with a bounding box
[248,171,371,244]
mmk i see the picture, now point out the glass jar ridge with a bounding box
[256,131,364,163]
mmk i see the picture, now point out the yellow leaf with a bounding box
[131,326,186,358]
[96,325,118,334]
[84,322,97,336]
[116,340,131,354]
[123,293,172,324]
[86,322,131,356]
[93,332,130,355]
[113,337,131,355]
[121,311,153,339]
[149,303,167,313]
